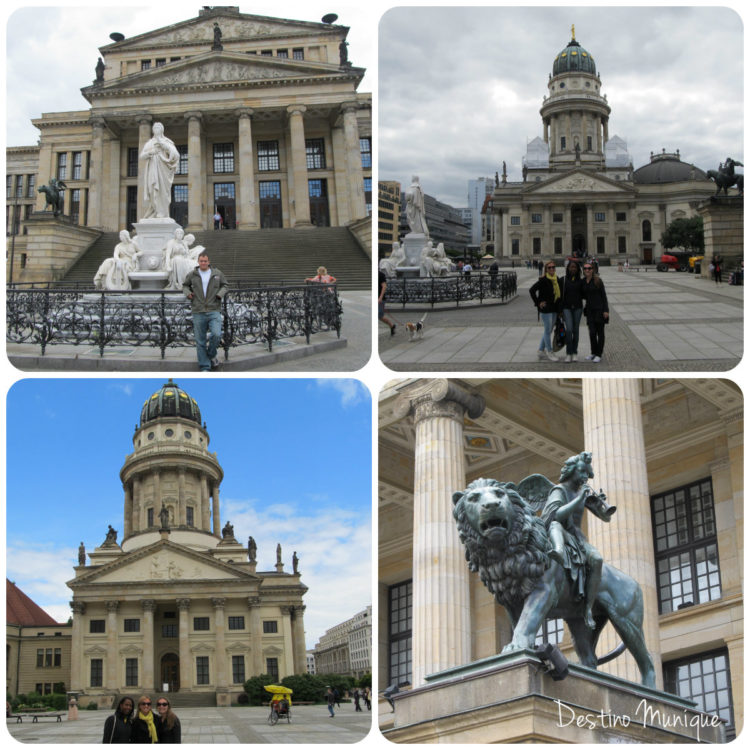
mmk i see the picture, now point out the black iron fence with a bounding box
[6,284,341,358]
[384,271,517,308]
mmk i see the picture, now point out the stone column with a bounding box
[726,634,744,734]
[153,470,161,519]
[70,601,86,691]
[132,476,142,533]
[177,598,191,690]
[586,204,594,258]
[212,485,221,536]
[280,607,295,676]
[393,379,485,686]
[86,118,105,226]
[581,378,662,688]
[236,108,257,228]
[178,469,186,526]
[123,483,133,538]
[185,112,203,230]
[137,116,153,220]
[341,102,366,221]
[290,605,307,674]
[200,475,210,530]
[286,105,312,227]
[247,596,263,675]
[105,601,119,689]
[212,598,227,688]
[142,599,156,691]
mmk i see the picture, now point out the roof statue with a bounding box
[452,450,656,687]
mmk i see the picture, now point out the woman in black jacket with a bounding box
[102,696,135,743]
[560,260,584,362]
[529,260,562,361]
[582,262,609,362]
[155,697,182,744]
[130,696,159,744]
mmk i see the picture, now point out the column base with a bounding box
[385,651,725,743]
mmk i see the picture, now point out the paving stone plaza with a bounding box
[380,267,742,371]
[6,705,372,744]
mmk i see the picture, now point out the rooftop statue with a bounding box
[140,122,180,219]
[222,521,234,539]
[159,503,170,530]
[104,525,118,545]
[452,450,656,687]
[247,536,257,563]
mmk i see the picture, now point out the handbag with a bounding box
[553,315,566,351]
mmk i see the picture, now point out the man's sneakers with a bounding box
[210,357,220,371]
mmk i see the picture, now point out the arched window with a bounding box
[642,219,652,242]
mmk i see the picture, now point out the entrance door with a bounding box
[308,179,330,227]
[171,184,188,227]
[642,246,653,264]
[572,234,586,257]
[161,653,179,692]
[259,181,283,228]
[214,183,236,229]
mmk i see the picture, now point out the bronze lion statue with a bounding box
[452,478,655,687]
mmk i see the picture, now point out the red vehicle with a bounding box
[657,252,691,272]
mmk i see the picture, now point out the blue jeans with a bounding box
[192,311,222,370]
[562,307,583,355]
[539,311,557,351]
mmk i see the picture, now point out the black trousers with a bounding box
[587,316,606,357]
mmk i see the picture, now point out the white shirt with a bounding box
[198,268,212,296]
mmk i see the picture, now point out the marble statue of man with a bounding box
[405,175,429,235]
[140,122,180,219]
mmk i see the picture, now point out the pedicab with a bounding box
[265,685,292,725]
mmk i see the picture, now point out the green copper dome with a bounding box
[140,380,202,426]
[553,38,596,76]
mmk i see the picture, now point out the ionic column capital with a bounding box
[394,379,485,424]
[286,104,307,117]
[235,107,255,120]
[184,110,203,123]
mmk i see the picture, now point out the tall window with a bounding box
[186,506,194,526]
[560,136,566,150]
[27,174,36,198]
[596,236,606,254]
[292,48,304,60]
[360,137,372,169]
[90,659,103,687]
[532,237,542,254]
[618,236,627,253]
[257,141,280,171]
[15,174,24,198]
[162,624,177,638]
[535,618,565,647]
[72,152,83,180]
[196,656,209,685]
[664,649,734,738]
[213,143,235,173]
[71,189,81,224]
[36,649,44,668]
[232,655,245,684]
[177,145,188,175]
[124,619,140,632]
[125,658,138,687]
[642,219,652,242]
[651,478,721,614]
[266,657,279,681]
[388,580,412,686]
[57,153,67,180]
[147,508,154,527]
[305,138,326,169]
[364,177,372,215]
[54,648,61,667]
[127,148,139,177]
[554,237,563,255]
[141,60,151,70]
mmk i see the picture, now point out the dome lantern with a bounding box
[139,379,202,427]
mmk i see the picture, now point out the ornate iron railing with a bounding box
[6,284,342,358]
[384,271,517,308]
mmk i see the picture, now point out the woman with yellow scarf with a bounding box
[529,260,562,361]
[131,696,159,743]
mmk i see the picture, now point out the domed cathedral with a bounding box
[490,27,716,265]
[67,381,307,707]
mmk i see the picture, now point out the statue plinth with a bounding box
[131,217,180,289]
[395,233,428,278]
[385,652,725,743]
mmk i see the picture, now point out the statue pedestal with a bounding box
[133,217,180,272]
[128,271,170,291]
[402,232,427,267]
[384,651,725,743]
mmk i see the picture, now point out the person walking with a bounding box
[325,686,336,718]
[102,696,135,743]
[182,252,229,372]
[712,256,722,284]
[529,260,561,361]
[560,259,584,363]
[353,688,362,711]
[582,262,609,363]
[130,696,159,743]
[155,697,181,744]
[378,270,397,335]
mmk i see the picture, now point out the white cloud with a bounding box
[313,379,370,408]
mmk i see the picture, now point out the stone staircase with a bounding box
[60,227,371,290]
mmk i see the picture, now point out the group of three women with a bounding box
[530,259,609,363]
[103,695,181,744]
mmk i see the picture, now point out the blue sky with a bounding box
[6,378,372,649]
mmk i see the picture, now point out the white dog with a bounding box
[405,313,427,341]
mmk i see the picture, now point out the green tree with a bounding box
[281,673,327,702]
[243,674,274,705]
[356,673,372,688]
[661,216,704,252]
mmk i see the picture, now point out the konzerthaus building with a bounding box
[379,379,742,741]
[7,7,371,245]
[490,32,722,264]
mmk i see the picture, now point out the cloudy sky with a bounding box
[6,379,371,650]
[5,3,376,147]
[379,5,744,208]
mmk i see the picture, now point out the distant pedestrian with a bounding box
[712,257,722,284]
[582,262,609,363]
[103,696,135,743]
[363,687,371,711]
[155,697,181,744]
[326,687,335,717]
[378,271,397,335]
[213,211,222,230]
[305,266,337,284]
[353,689,362,711]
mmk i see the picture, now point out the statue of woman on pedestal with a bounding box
[405,175,429,235]
[162,228,195,290]
[140,122,180,219]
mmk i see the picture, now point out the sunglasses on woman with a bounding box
[157,702,169,707]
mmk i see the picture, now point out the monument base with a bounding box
[402,232,427,267]
[128,271,170,291]
[133,217,180,271]
[385,652,725,743]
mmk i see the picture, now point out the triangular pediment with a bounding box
[101,13,345,53]
[525,169,636,195]
[69,540,256,587]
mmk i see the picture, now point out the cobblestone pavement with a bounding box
[379,268,742,372]
[6,704,373,744]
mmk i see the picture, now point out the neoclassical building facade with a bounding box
[67,381,307,706]
[379,378,743,741]
[489,32,721,264]
[7,7,371,247]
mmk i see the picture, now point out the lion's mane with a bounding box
[453,478,550,606]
